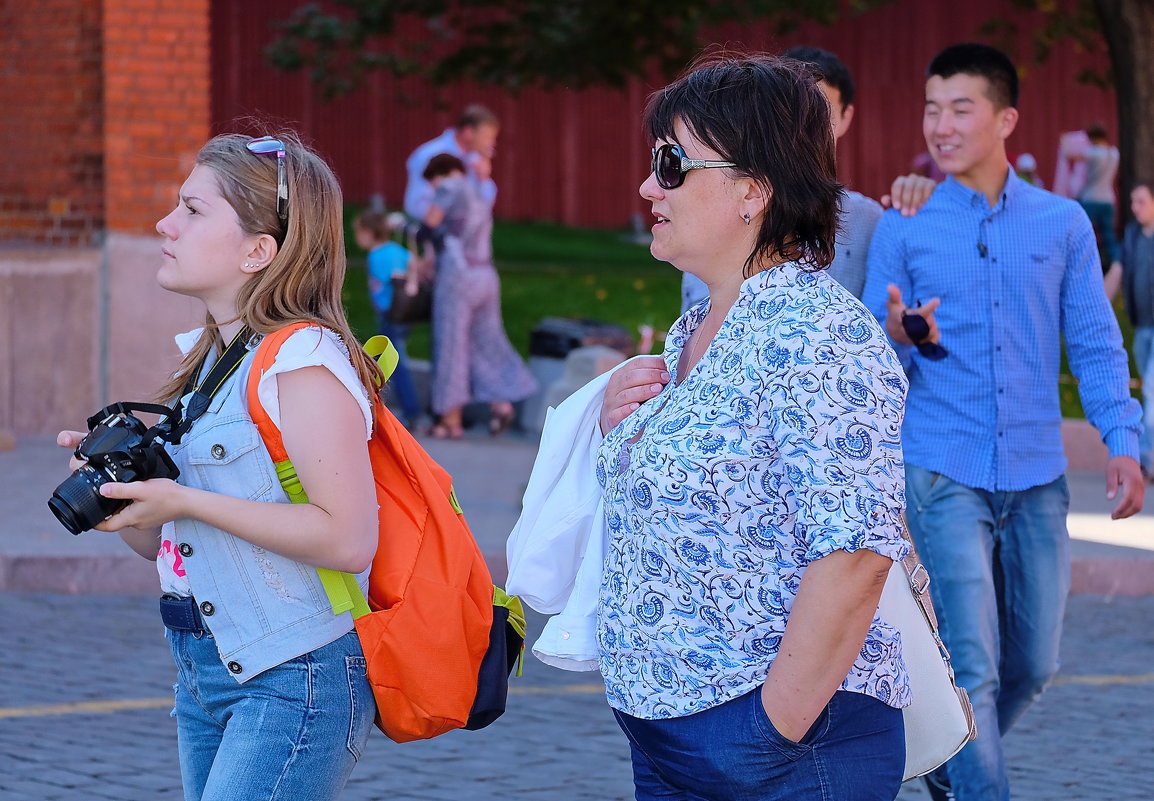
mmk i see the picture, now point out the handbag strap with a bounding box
[895,515,975,730]
[895,515,978,741]
[896,516,940,631]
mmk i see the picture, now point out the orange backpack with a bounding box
[246,323,524,742]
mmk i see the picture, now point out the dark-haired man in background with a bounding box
[1120,181,1154,478]
[783,45,881,299]
[863,43,1143,801]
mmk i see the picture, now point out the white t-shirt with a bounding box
[157,327,373,595]
[1079,144,1119,204]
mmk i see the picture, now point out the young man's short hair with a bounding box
[782,46,855,109]
[927,43,1019,110]
[1086,122,1109,142]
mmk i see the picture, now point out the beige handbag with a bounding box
[878,521,978,782]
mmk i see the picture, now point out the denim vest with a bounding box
[165,350,369,683]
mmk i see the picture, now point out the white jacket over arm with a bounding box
[506,360,639,670]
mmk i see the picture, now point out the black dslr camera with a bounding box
[48,403,181,535]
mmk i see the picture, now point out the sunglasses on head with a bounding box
[651,143,736,190]
[246,136,288,225]
[901,305,949,361]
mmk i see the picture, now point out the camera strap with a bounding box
[165,327,256,444]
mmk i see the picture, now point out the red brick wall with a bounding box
[0,0,212,437]
[103,0,211,234]
[0,0,104,246]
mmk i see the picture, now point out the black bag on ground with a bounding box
[388,276,432,325]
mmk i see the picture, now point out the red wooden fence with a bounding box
[212,1,1116,229]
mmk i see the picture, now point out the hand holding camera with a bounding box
[885,285,948,361]
[49,331,254,535]
[50,403,183,535]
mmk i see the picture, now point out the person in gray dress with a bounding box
[421,153,538,438]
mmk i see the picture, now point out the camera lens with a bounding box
[48,465,127,535]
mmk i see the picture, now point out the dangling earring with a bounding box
[742,213,751,225]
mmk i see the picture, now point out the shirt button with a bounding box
[211,444,226,460]
[561,631,571,640]
[199,601,215,616]
[227,661,243,674]
[178,543,193,557]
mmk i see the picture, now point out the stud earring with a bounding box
[243,261,257,269]
[743,213,751,225]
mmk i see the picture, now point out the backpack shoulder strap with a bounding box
[245,322,369,618]
[247,323,311,457]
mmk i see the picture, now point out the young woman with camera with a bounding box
[56,132,379,800]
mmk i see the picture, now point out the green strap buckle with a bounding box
[275,458,370,619]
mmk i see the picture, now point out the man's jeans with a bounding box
[170,629,374,801]
[1131,326,1154,472]
[613,688,904,801]
[905,465,1070,801]
[1080,199,1121,265]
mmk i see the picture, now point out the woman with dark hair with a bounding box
[596,54,911,800]
[421,153,537,438]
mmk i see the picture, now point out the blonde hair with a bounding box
[157,132,380,404]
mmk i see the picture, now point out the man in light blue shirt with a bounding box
[863,44,1143,801]
[402,104,499,220]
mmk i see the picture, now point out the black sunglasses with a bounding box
[901,305,948,361]
[651,143,736,190]
[246,136,288,225]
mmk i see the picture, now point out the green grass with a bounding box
[341,211,1139,421]
[1058,293,1142,419]
[342,218,681,361]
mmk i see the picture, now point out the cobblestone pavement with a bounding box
[2,592,1152,801]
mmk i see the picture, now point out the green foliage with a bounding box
[1059,292,1143,419]
[267,0,892,99]
[976,0,1110,88]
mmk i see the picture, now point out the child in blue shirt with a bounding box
[354,209,424,428]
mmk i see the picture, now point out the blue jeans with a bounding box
[905,465,1070,801]
[376,313,422,423]
[1079,200,1120,266]
[612,689,904,801]
[169,629,374,801]
[1131,326,1154,472]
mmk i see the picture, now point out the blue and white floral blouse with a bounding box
[596,262,911,720]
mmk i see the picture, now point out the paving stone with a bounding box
[3,593,1152,800]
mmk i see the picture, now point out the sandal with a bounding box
[429,422,463,439]
[489,403,515,437]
